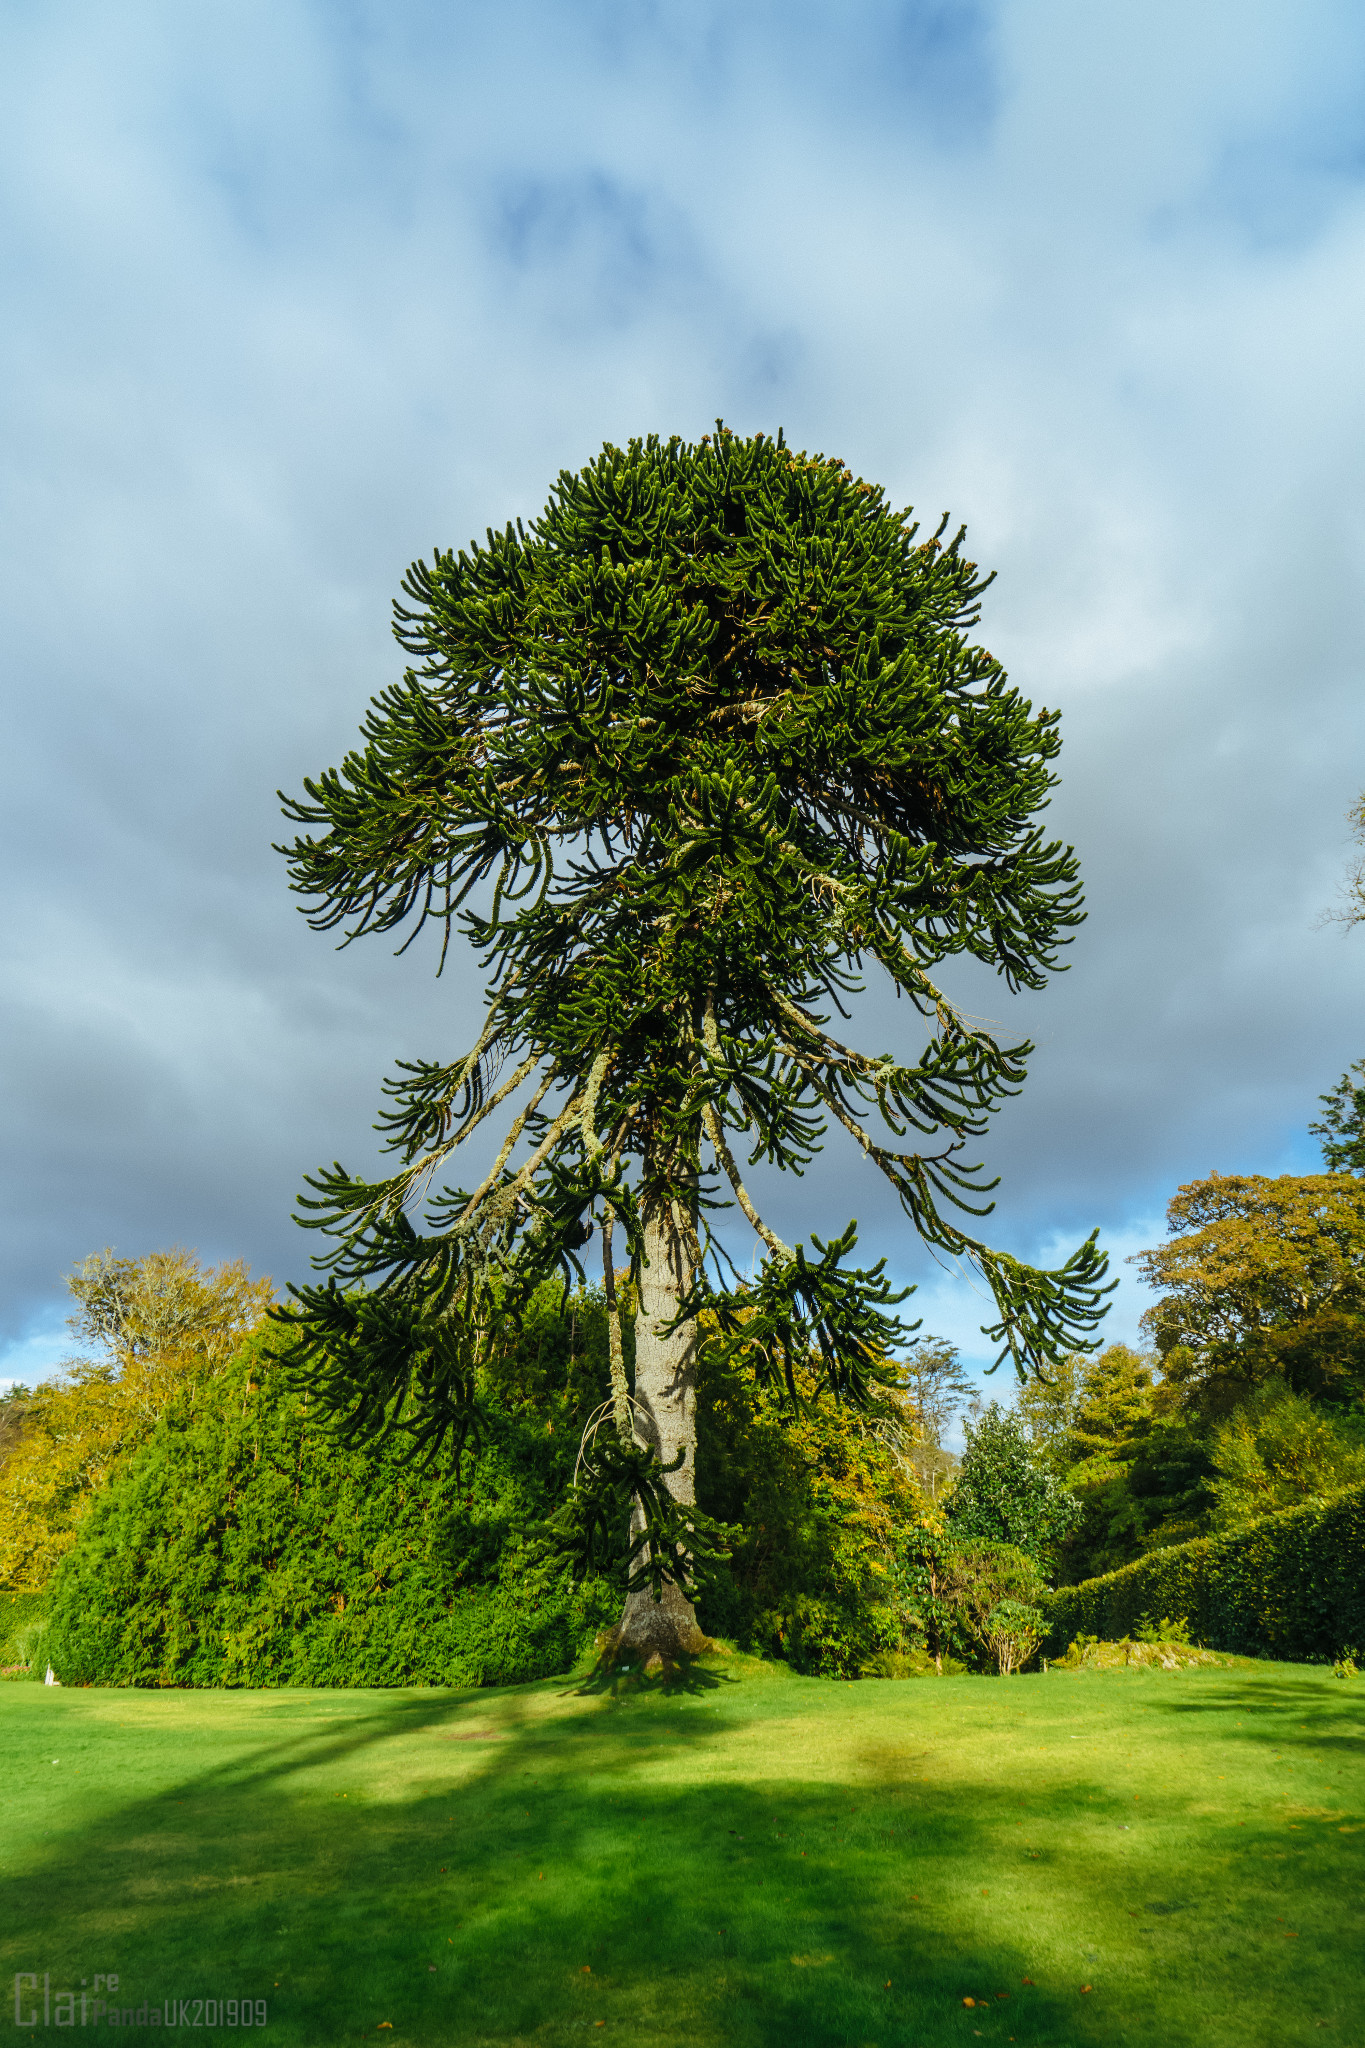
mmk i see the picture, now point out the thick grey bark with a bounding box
[603,1200,710,1664]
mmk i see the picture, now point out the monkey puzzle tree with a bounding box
[274,427,1111,1661]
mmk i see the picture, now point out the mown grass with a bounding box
[1,1654,1362,2045]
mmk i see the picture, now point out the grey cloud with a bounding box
[3,0,1365,1384]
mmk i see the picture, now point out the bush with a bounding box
[1133,1611,1191,1645]
[946,1403,1081,1561]
[980,1599,1045,1676]
[694,1343,930,1677]
[1046,1480,1365,1662]
[0,1591,49,1678]
[40,1280,943,1689]
[44,1314,622,1689]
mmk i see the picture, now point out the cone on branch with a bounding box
[272,426,1113,1665]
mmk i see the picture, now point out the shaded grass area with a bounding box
[1,1657,1362,2045]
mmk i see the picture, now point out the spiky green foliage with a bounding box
[1311,1057,1365,1174]
[532,1430,737,1606]
[274,426,1111,1540]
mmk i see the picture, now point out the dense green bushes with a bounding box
[36,1281,943,1688]
[0,1590,48,1676]
[1046,1479,1365,1662]
[44,1303,624,1689]
[694,1342,925,1676]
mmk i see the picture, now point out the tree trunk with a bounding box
[603,1199,710,1665]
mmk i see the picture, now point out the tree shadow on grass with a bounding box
[0,1677,1359,2048]
[1142,1674,1365,1755]
[568,1649,736,1700]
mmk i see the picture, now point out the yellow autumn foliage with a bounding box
[0,1249,272,1591]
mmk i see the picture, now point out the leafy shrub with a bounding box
[1133,1612,1191,1645]
[1047,1480,1365,1662]
[945,1403,1081,1561]
[694,1343,931,1677]
[896,1530,1049,1674]
[979,1599,1045,1675]
[0,1591,49,1679]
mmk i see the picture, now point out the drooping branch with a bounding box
[453,1067,561,1228]
[702,1100,792,1262]
[600,1198,632,1443]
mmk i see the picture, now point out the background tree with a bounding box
[1013,1350,1084,1471]
[1321,790,1365,933]
[1133,1172,1365,1417]
[0,1249,271,1592]
[1310,1059,1365,1175]
[1205,1380,1365,1531]
[1034,1166,1365,1576]
[275,426,1111,1663]
[943,1402,1081,1562]
[1014,1343,1159,1581]
[897,1336,973,1500]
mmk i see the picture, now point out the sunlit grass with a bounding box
[2,1654,1361,2045]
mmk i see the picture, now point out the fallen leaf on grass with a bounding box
[1021,1977,1034,1985]
[963,1997,976,2007]
[1081,1984,1093,1993]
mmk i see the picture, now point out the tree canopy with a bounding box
[944,1402,1081,1561]
[1133,1171,1365,1415]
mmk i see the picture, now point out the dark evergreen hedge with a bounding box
[1046,1481,1365,1661]
[44,1327,621,1689]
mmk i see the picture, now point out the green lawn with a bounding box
[2,1655,1361,2046]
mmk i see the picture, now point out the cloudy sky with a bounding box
[4,0,1365,1391]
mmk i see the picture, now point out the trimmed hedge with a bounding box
[1046,1480,1365,1662]
[43,1328,622,1690]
